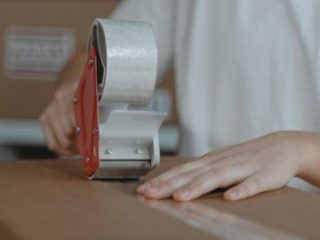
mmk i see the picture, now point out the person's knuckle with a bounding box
[65,126,74,137]
[188,177,208,194]
[159,181,173,190]
[182,160,202,171]
[39,113,47,123]
[46,105,55,115]
[246,178,262,194]
[69,112,76,122]
[252,177,262,188]
[189,180,203,192]
[215,166,230,178]
[149,178,161,186]
[48,142,58,152]
[239,184,250,196]
[61,139,72,149]
[161,166,184,179]
[204,166,224,180]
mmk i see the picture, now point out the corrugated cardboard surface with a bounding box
[0,0,118,118]
[0,157,319,239]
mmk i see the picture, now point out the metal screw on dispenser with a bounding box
[73,96,78,105]
[135,148,143,155]
[89,58,94,66]
[105,148,114,155]
[93,128,99,135]
[75,126,81,135]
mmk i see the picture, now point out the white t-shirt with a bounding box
[112,0,320,156]
[112,0,320,190]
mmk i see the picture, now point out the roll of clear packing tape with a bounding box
[88,19,157,106]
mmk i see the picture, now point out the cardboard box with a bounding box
[0,157,319,239]
[0,0,118,118]
[0,1,178,124]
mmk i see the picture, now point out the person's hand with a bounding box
[39,83,78,156]
[138,131,318,201]
[39,50,85,156]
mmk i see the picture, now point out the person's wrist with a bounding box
[271,131,315,179]
[293,132,320,181]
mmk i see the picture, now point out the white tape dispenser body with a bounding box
[75,19,166,179]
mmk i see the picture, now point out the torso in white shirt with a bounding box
[113,0,320,191]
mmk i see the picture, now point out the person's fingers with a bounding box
[47,111,70,147]
[46,107,74,155]
[138,160,211,193]
[41,114,72,156]
[40,114,58,153]
[138,142,262,195]
[58,108,74,138]
[39,82,79,156]
[54,92,75,138]
[172,163,256,201]
[59,98,77,153]
[70,111,76,128]
[223,172,282,201]
[57,113,74,140]
[141,166,210,199]
[138,146,243,193]
[69,137,78,154]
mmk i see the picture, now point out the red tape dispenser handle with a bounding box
[74,46,100,178]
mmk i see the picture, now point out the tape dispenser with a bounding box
[74,19,166,179]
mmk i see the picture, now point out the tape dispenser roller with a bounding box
[74,19,166,179]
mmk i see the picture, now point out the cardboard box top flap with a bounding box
[0,158,319,239]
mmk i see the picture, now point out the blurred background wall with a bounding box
[0,0,179,160]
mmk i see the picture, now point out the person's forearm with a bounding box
[296,131,320,187]
[56,48,86,90]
